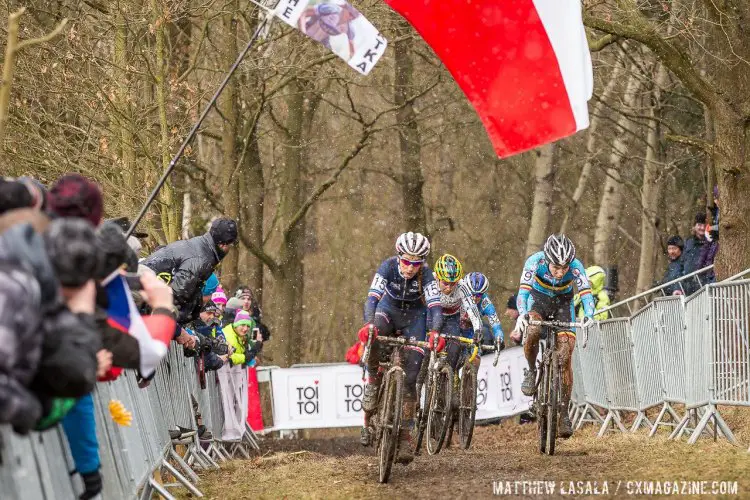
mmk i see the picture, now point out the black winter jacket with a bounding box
[660,257,685,295]
[142,233,221,324]
[0,224,100,433]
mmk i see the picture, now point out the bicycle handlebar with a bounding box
[529,319,582,328]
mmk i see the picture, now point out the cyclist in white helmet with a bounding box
[510,234,595,439]
[357,231,442,464]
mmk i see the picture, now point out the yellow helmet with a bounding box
[434,254,464,283]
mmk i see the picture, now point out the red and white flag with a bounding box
[385,0,593,158]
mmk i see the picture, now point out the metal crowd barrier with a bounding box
[571,271,750,448]
[0,342,260,500]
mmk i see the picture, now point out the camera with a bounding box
[183,334,229,358]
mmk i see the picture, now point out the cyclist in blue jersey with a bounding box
[358,232,442,463]
[460,272,505,352]
[510,234,595,438]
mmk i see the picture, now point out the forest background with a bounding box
[2,0,747,365]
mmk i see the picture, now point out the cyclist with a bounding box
[358,232,442,464]
[510,234,594,438]
[433,254,479,374]
[461,272,505,352]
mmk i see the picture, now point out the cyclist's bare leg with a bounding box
[523,312,543,369]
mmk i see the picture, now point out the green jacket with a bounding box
[222,321,256,366]
[575,266,610,320]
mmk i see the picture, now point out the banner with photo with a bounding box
[266,347,534,431]
[274,0,387,75]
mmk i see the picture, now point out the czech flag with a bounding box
[385,0,593,158]
[104,274,169,378]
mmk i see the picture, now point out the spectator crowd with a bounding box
[658,187,720,296]
[0,174,270,499]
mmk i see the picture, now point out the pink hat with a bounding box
[211,288,227,305]
[233,309,255,328]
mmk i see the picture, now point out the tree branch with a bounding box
[588,33,619,52]
[583,9,717,108]
[238,229,280,276]
[665,133,714,154]
[16,18,68,52]
[282,127,371,240]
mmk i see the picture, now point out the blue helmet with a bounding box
[202,273,220,296]
[466,272,489,295]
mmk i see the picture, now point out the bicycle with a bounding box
[441,334,503,450]
[361,326,429,483]
[415,333,502,454]
[526,319,581,456]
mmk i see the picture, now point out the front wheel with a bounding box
[458,363,478,450]
[537,365,548,454]
[414,375,431,456]
[545,353,560,456]
[426,363,453,455]
[377,368,404,483]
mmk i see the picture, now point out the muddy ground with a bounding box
[181,410,750,499]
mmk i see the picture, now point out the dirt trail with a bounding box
[186,419,750,499]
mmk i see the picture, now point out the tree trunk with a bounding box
[241,130,265,306]
[712,102,750,278]
[560,58,623,234]
[276,80,306,365]
[152,0,180,242]
[636,63,668,293]
[525,143,556,256]
[113,9,136,193]
[593,70,641,266]
[219,3,241,290]
[394,26,426,235]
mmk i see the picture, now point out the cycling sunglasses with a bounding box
[399,257,424,268]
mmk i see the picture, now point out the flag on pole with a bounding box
[104,274,169,378]
[274,0,387,75]
[385,0,593,158]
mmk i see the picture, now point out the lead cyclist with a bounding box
[357,231,442,464]
[510,234,594,438]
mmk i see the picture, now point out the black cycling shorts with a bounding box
[528,289,575,334]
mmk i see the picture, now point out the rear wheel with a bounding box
[426,363,453,455]
[458,363,478,450]
[377,368,404,483]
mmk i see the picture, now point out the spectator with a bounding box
[211,287,228,316]
[185,301,229,372]
[659,236,685,295]
[105,216,148,257]
[47,173,103,227]
[0,177,34,214]
[505,294,519,321]
[235,286,271,342]
[218,309,256,441]
[0,219,100,436]
[575,266,610,320]
[223,296,243,327]
[698,187,719,283]
[682,213,708,295]
[142,218,237,324]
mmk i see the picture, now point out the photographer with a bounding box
[184,301,231,371]
[142,218,238,325]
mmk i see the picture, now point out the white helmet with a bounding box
[395,232,431,258]
[543,234,576,266]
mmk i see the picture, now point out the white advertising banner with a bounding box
[268,347,532,431]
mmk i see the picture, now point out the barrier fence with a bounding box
[0,344,260,500]
[570,273,750,449]
[5,268,750,499]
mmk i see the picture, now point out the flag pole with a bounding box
[126,16,270,238]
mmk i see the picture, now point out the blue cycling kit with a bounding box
[460,293,504,340]
[516,251,595,319]
[364,256,442,333]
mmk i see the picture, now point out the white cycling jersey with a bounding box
[438,278,483,335]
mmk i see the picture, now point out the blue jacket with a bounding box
[364,256,442,331]
[516,251,595,319]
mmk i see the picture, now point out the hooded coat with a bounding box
[142,233,222,324]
